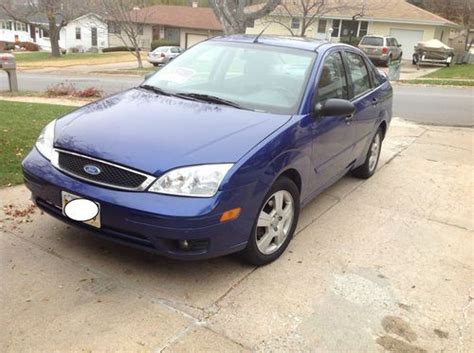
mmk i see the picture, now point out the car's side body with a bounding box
[22,36,392,261]
[147,46,184,65]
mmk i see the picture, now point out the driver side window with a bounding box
[316,52,349,103]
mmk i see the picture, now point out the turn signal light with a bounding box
[220,208,241,223]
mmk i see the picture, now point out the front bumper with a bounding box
[22,148,259,260]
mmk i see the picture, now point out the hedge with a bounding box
[102,46,140,53]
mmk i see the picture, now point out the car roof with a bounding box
[209,34,339,52]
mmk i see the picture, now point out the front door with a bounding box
[91,27,97,47]
[312,51,354,190]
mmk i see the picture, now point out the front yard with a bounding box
[0,101,74,186]
[423,64,474,80]
[14,51,146,69]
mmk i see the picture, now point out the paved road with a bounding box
[393,84,473,127]
[1,71,473,126]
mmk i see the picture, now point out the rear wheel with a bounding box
[385,55,392,67]
[351,129,383,179]
[242,177,300,266]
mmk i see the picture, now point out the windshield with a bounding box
[144,41,317,114]
[360,37,384,46]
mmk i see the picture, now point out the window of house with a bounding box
[316,52,348,102]
[75,27,81,40]
[291,18,300,30]
[331,20,340,37]
[359,21,368,37]
[344,52,371,98]
[341,20,358,37]
[137,24,144,35]
[16,22,27,32]
[108,22,121,34]
[42,28,50,38]
[246,19,255,28]
[317,19,327,34]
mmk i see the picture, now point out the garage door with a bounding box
[185,33,208,48]
[389,29,424,60]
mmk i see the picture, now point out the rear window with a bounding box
[361,37,384,46]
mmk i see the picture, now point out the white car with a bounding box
[147,46,184,66]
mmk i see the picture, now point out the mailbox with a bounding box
[0,53,18,92]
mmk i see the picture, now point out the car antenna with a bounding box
[253,23,272,43]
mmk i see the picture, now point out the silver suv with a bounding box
[358,35,403,67]
[147,46,184,66]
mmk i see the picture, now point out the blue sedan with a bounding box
[22,35,392,265]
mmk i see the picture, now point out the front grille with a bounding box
[57,151,150,190]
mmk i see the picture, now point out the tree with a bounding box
[100,0,155,68]
[0,0,87,57]
[209,0,282,35]
[268,0,360,37]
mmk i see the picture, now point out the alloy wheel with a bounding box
[368,133,381,172]
[255,190,295,255]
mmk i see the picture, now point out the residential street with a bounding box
[1,71,473,126]
[1,118,472,352]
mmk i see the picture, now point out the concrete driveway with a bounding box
[1,119,472,352]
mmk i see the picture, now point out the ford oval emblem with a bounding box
[83,164,101,176]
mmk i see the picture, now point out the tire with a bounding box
[351,128,383,179]
[385,56,392,67]
[412,54,418,65]
[152,63,159,67]
[242,176,300,266]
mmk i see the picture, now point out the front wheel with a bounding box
[351,129,383,179]
[242,177,300,266]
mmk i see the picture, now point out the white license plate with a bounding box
[62,191,101,228]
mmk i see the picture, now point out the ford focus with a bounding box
[22,35,392,265]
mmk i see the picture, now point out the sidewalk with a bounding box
[1,118,472,352]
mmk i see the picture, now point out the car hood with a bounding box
[55,88,291,176]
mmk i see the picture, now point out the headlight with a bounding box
[149,164,233,197]
[35,120,56,160]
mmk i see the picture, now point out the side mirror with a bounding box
[398,44,402,47]
[314,99,356,118]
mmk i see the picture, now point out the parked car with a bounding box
[359,35,403,66]
[23,35,392,266]
[147,46,184,66]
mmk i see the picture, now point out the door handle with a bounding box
[372,98,379,106]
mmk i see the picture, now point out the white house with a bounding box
[0,13,108,52]
[58,14,109,52]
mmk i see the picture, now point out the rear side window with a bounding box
[361,37,383,46]
[170,47,180,53]
[316,52,349,102]
[344,52,372,98]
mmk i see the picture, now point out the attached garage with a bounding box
[389,28,424,60]
[185,33,209,48]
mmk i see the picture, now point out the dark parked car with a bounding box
[23,35,393,265]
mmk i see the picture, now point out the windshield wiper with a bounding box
[174,93,244,110]
[139,84,172,96]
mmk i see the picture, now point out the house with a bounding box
[58,14,108,52]
[246,0,461,60]
[108,4,223,50]
[0,13,108,52]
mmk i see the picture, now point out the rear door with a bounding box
[312,50,354,189]
[342,51,381,160]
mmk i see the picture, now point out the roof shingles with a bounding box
[130,5,222,31]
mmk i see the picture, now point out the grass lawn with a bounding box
[0,100,74,187]
[423,64,474,80]
[14,51,145,69]
[399,79,474,87]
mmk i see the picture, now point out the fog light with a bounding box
[179,240,190,250]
